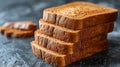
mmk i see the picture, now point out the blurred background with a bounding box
[0,0,120,67]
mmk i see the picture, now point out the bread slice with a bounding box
[3,22,36,30]
[43,2,118,30]
[31,40,108,66]
[0,27,34,38]
[39,19,113,43]
[35,30,73,54]
[31,41,66,66]
[35,30,107,54]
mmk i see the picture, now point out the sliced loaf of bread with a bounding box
[43,2,117,30]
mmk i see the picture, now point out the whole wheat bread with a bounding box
[43,2,117,30]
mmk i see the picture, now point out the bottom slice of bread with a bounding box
[31,40,108,66]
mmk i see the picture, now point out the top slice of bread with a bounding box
[43,2,118,30]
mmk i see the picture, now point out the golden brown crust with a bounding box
[39,19,113,42]
[43,2,118,30]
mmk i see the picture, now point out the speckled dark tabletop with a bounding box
[0,0,120,67]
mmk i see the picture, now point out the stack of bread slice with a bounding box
[31,2,118,67]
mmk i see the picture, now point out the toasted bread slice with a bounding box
[0,27,34,38]
[35,30,73,54]
[3,22,36,30]
[31,41,66,66]
[43,2,117,30]
[39,19,113,42]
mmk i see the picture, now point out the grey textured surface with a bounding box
[0,0,120,67]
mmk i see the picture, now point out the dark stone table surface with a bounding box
[0,0,120,67]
